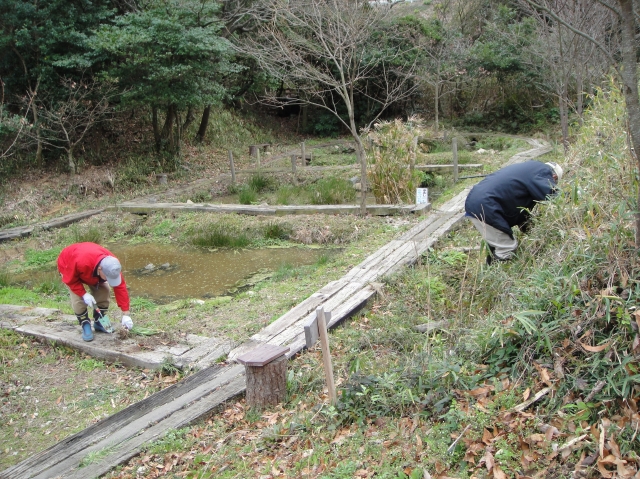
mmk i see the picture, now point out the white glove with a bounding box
[121,315,133,330]
[82,293,96,307]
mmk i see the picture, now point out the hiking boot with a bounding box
[94,319,108,333]
[81,320,94,342]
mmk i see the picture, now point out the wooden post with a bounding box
[316,307,336,404]
[410,136,418,173]
[236,343,289,409]
[301,141,306,166]
[228,150,236,186]
[256,148,261,169]
[452,137,458,183]
[291,154,298,185]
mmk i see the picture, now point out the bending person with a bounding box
[57,242,133,341]
[465,160,563,264]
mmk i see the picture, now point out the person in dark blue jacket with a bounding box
[465,160,563,264]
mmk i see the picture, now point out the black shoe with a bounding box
[94,320,108,333]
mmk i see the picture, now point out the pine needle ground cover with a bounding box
[102,87,639,479]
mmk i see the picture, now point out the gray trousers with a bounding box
[69,282,111,316]
[469,217,518,260]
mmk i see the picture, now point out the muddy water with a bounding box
[17,244,327,304]
[108,243,326,303]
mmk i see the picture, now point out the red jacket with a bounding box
[57,243,130,311]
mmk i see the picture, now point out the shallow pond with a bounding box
[17,243,330,304]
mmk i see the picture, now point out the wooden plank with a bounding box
[14,323,174,370]
[64,374,247,479]
[249,280,346,341]
[415,163,482,172]
[0,209,104,243]
[267,281,366,347]
[304,315,320,348]
[0,364,243,479]
[342,240,408,282]
[286,286,376,357]
[236,343,289,366]
[347,242,418,283]
[173,336,232,369]
[109,203,407,217]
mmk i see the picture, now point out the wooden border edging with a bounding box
[0,209,105,243]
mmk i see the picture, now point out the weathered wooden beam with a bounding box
[0,208,105,243]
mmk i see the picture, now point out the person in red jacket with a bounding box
[57,242,133,341]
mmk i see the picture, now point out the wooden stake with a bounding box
[256,147,261,168]
[452,137,458,183]
[301,141,306,166]
[291,154,297,185]
[410,136,418,173]
[316,307,336,404]
[228,150,236,185]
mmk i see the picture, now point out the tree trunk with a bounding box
[182,106,195,133]
[31,104,43,167]
[195,105,211,143]
[618,0,640,247]
[152,106,162,152]
[434,82,440,133]
[559,86,569,154]
[576,66,584,126]
[174,109,182,156]
[160,104,176,152]
[244,355,288,409]
[67,148,76,174]
[434,63,440,133]
[344,84,367,215]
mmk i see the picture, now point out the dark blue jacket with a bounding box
[465,161,558,237]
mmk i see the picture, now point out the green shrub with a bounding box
[34,272,66,295]
[477,136,512,151]
[365,117,426,204]
[0,269,10,287]
[71,225,103,244]
[115,157,154,189]
[24,248,61,267]
[262,222,292,240]
[238,186,258,205]
[275,185,300,205]
[189,224,250,248]
[308,177,356,205]
[247,174,274,192]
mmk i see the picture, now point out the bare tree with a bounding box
[524,0,640,247]
[520,0,614,152]
[26,78,116,173]
[418,0,469,132]
[0,76,32,160]
[236,0,418,213]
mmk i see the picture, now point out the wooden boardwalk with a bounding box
[0,140,552,479]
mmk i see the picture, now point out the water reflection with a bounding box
[109,243,326,303]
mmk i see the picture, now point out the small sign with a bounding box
[416,188,429,205]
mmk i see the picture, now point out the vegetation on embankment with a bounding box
[95,88,637,478]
